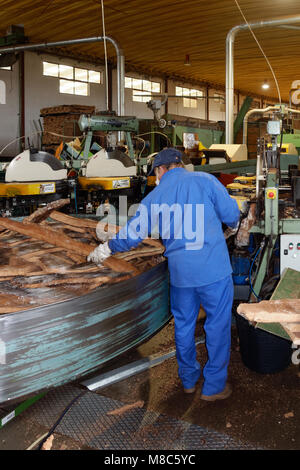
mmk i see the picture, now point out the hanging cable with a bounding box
[101,0,109,111]
[135,131,172,146]
[234,0,282,105]
[37,390,87,450]
[0,132,84,156]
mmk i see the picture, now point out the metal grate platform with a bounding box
[20,384,256,450]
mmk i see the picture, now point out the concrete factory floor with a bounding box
[0,317,299,451]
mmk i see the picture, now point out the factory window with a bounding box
[43,61,101,96]
[59,79,89,96]
[175,86,203,108]
[213,93,225,103]
[0,81,6,104]
[125,76,161,102]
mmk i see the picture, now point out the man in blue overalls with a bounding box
[88,148,240,401]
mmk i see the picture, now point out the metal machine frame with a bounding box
[248,125,300,300]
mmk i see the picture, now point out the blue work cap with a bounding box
[148,148,183,176]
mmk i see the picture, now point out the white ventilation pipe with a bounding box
[226,16,300,145]
[0,36,125,116]
[242,106,278,145]
[243,106,300,146]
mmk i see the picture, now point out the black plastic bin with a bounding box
[235,313,292,374]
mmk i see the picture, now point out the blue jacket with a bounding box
[109,168,240,287]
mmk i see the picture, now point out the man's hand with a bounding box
[224,220,240,240]
[87,241,111,265]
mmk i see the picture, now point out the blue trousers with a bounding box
[170,275,234,396]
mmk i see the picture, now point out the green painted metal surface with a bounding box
[0,393,46,429]
[147,121,223,153]
[279,134,300,155]
[264,170,278,236]
[0,262,170,404]
[170,125,223,149]
[234,97,253,142]
[279,153,299,171]
[194,159,257,175]
[252,237,277,299]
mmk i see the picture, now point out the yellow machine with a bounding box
[267,142,298,156]
[232,175,256,185]
[226,175,256,212]
[230,194,249,212]
[78,175,131,191]
[0,181,57,197]
[0,149,69,216]
[71,114,144,211]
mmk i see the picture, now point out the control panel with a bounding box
[280,234,300,275]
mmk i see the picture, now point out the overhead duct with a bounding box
[226,15,300,145]
[0,36,125,116]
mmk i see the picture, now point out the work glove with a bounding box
[224,221,240,240]
[96,227,113,242]
[87,241,111,265]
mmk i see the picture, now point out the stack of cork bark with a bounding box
[236,118,268,160]
[0,200,165,314]
[237,300,300,345]
[40,104,95,152]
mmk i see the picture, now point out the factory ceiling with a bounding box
[1,0,300,102]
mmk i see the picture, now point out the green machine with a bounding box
[138,115,223,154]
[245,119,300,302]
[278,132,300,159]
[78,114,138,163]
[70,114,142,212]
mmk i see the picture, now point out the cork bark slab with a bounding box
[0,217,139,275]
[0,205,166,314]
[237,299,300,323]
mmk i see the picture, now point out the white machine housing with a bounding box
[209,144,248,162]
[280,234,300,275]
[5,149,67,182]
[85,148,137,178]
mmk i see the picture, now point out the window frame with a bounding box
[42,61,101,97]
[175,85,204,108]
[125,76,161,103]
[213,92,225,104]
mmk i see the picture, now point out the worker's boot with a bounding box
[200,383,232,401]
[183,386,196,394]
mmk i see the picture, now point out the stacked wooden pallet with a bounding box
[40,104,95,148]
[0,201,165,315]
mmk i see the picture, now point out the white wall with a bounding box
[112,70,164,119]
[0,50,269,158]
[0,51,107,156]
[24,52,106,148]
[0,63,20,156]
[166,80,206,119]
[208,88,225,122]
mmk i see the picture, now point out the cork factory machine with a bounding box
[227,106,300,307]
[1,108,300,306]
[0,114,145,216]
[0,110,251,217]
